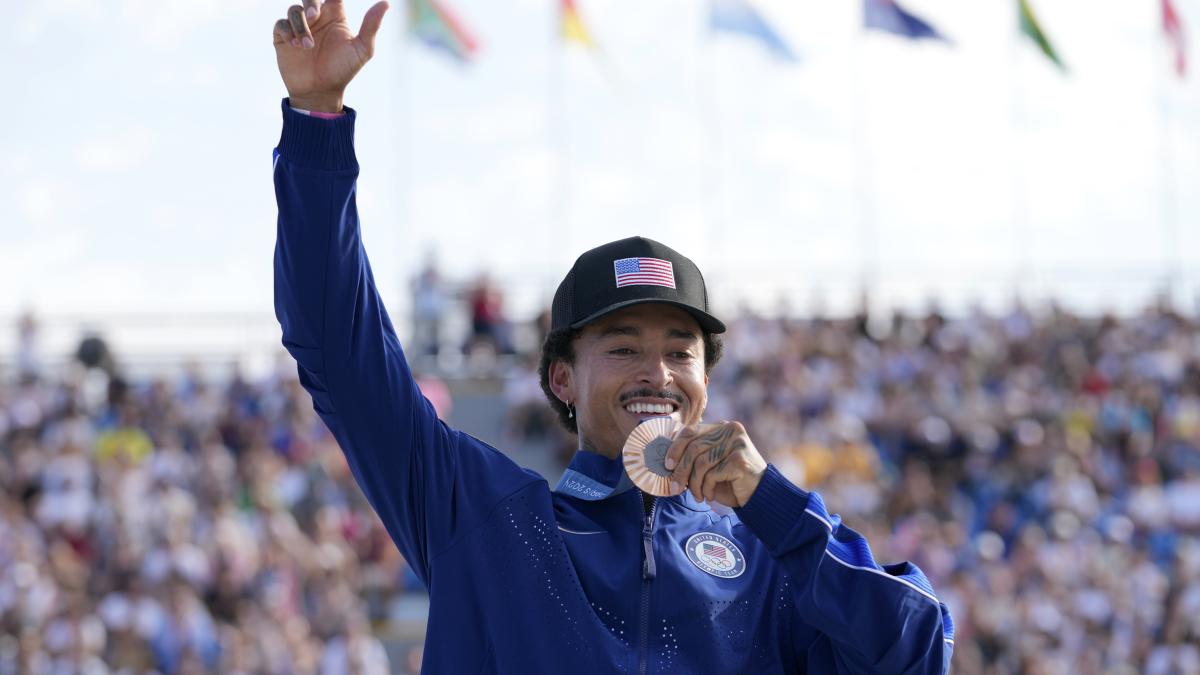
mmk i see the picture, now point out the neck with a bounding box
[579,436,620,460]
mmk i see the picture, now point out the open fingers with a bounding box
[303,0,321,22]
[287,4,314,49]
[355,1,390,55]
[273,18,295,46]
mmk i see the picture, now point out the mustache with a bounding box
[619,389,683,405]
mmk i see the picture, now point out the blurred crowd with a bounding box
[0,326,424,674]
[5,297,1200,674]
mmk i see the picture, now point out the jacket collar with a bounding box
[554,449,634,501]
[553,449,713,512]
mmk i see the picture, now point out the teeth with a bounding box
[625,402,675,414]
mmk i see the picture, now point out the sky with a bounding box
[1,0,1198,359]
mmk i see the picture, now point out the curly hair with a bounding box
[537,325,724,434]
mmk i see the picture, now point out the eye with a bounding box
[608,347,635,356]
[670,351,695,360]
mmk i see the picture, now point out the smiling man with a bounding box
[538,237,770,510]
[271,1,953,672]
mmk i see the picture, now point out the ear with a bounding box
[548,359,575,404]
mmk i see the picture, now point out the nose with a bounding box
[635,352,672,389]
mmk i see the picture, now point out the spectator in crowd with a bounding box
[463,272,512,356]
[16,312,40,383]
[0,344,411,673]
[409,253,448,359]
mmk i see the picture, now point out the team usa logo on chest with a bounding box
[684,532,746,579]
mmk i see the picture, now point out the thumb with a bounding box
[357,1,389,52]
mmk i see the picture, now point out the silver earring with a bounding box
[567,403,574,419]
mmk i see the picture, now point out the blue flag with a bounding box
[710,0,798,62]
[863,0,949,42]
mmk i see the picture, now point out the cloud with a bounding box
[17,179,62,228]
[75,127,157,172]
[419,96,547,146]
[10,0,100,44]
[117,0,223,48]
[0,228,87,313]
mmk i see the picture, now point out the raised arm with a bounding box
[271,0,539,585]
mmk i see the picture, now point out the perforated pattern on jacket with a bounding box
[469,491,630,672]
[461,487,798,673]
[649,578,795,672]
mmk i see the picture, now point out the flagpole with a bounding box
[1154,7,1182,306]
[549,2,572,260]
[697,5,724,283]
[1007,2,1033,303]
[396,2,416,344]
[851,2,879,313]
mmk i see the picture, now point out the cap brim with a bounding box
[568,298,726,334]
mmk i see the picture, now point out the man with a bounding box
[271,1,954,672]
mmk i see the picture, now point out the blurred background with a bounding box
[2,0,1199,672]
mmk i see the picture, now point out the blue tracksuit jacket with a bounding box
[272,100,954,674]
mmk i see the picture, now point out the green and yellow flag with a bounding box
[408,0,479,63]
[1018,0,1065,71]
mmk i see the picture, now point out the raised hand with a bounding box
[272,0,390,113]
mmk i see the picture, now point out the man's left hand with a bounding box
[665,422,767,508]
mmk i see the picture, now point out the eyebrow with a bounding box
[598,325,700,341]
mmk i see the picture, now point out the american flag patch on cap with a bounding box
[613,257,675,289]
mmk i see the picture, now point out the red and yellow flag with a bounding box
[562,0,595,47]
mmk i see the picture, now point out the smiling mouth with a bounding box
[623,402,679,416]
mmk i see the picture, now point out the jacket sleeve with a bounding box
[272,100,539,586]
[735,465,954,674]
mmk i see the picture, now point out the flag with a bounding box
[1018,0,1065,71]
[614,258,676,289]
[709,0,798,62]
[562,0,595,47]
[1163,0,1188,78]
[408,0,479,63]
[863,0,949,42]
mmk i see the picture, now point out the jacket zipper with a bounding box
[638,495,658,675]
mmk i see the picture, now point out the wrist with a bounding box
[277,98,358,170]
[734,465,817,551]
[735,467,767,507]
[288,93,344,114]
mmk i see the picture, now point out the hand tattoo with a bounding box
[695,425,746,467]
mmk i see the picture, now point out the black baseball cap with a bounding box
[551,237,726,334]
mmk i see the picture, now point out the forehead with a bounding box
[581,303,702,338]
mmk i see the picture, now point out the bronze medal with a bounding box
[622,417,685,497]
